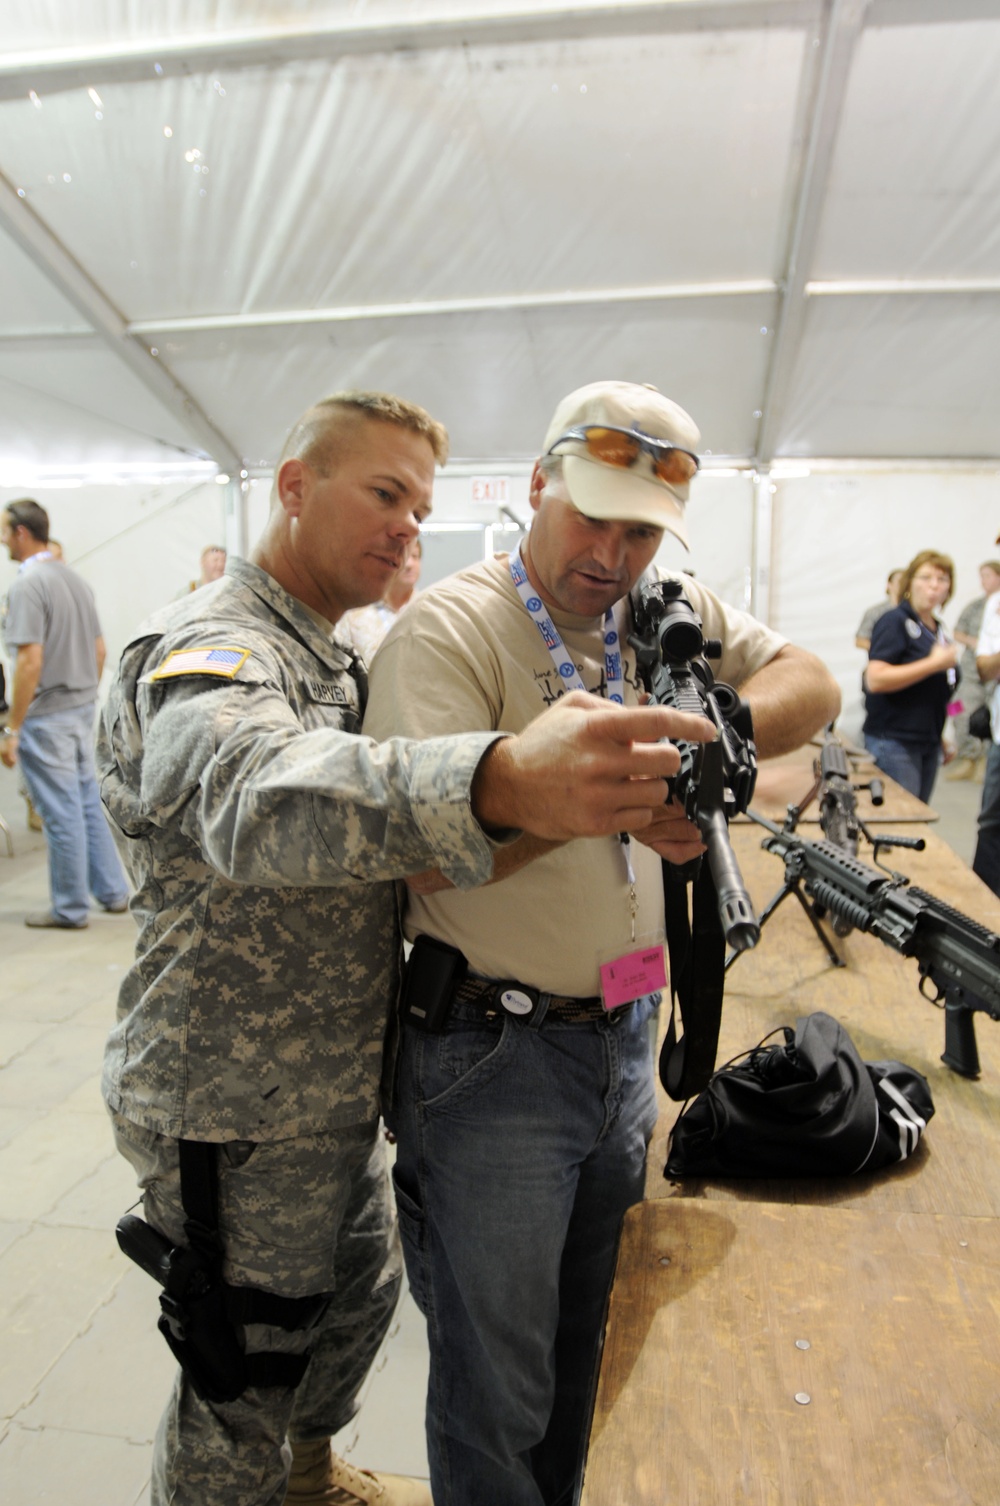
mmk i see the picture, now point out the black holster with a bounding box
[116,1140,330,1404]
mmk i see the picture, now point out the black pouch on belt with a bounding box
[401,933,468,1032]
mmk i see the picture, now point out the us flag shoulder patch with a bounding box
[150,646,251,680]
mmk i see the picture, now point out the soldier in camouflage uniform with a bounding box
[99,391,693,1506]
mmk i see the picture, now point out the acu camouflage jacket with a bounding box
[98,559,499,1141]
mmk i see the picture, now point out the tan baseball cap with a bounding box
[542,380,701,548]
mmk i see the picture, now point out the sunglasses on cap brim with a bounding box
[546,424,700,488]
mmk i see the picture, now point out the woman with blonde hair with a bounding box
[863,549,960,803]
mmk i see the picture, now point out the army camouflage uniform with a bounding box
[99,558,502,1506]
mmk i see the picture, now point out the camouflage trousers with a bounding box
[111,1111,402,1506]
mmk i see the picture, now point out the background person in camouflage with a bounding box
[947,559,1000,779]
[855,567,905,651]
[98,390,712,1506]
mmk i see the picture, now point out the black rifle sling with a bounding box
[176,1141,319,1389]
[659,858,726,1101]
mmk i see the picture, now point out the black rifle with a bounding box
[628,576,760,1099]
[773,727,927,939]
[742,811,1000,1079]
[789,726,886,859]
[628,576,760,953]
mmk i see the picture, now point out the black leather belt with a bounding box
[452,973,616,1025]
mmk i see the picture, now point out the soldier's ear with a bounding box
[276,458,308,518]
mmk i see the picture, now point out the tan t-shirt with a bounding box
[363,554,786,997]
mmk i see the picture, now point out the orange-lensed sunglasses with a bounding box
[546,424,700,487]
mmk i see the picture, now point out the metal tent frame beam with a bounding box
[0,4,821,100]
[755,0,870,465]
[0,172,242,471]
[0,0,987,104]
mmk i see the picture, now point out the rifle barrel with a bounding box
[700,807,759,952]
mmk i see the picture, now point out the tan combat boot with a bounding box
[286,1439,432,1506]
[945,756,977,781]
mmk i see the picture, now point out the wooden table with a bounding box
[582,758,1000,1505]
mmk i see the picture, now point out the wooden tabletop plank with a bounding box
[588,764,1000,1504]
[583,1200,1000,1506]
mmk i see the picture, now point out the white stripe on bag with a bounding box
[878,1077,926,1131]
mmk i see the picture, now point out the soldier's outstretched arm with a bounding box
[470,689,715,844]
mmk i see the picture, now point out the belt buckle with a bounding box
[493,981,540,1022]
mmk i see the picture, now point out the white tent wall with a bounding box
[3,464,992,748]
[244,464,758,612]
[769,468,1000,743]
[0,480,227,690]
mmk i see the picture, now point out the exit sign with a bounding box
[470,476,510,504]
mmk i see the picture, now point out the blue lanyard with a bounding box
[508,544,635,884]
[508,544,625,703]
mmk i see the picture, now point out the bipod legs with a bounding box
[725,878,845,971]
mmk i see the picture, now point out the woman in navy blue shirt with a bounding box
[863,549,960,804]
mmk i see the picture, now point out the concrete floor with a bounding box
[0,755,988,1504]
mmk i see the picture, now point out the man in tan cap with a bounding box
[363,380,840,1506]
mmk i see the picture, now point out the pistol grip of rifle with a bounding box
[942,999,980,1079]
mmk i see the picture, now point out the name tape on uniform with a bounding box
[305,681,351,705]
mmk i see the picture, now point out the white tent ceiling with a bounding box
[1,0,999,481]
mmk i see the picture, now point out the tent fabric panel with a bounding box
[0,28,806,324]
[160,291,778,467]
[0,477,226,676]
[0,339,222,468]
[770,471,998,742]
[813,18,1000,279]
[772,293,1000,459]
[654,473,757,615]
[0,226,92,334]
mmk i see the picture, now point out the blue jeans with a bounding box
[973,741,1000,899]
[391,992,659,1506]
[18,704,128,924]
[863,733,941,805]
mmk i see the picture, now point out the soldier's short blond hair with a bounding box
[278,391,449,479]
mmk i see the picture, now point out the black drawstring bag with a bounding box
[665,1011,934,1179]
[968,703,992,741]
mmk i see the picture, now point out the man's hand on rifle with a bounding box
[407,694,716,893]
[631,796,706,864]
[471,690,717,843]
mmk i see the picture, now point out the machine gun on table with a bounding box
[736,811,1000,1079]
[771,726,928,939]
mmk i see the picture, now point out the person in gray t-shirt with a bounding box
[1,498,128,928]
[856,568,905,650]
